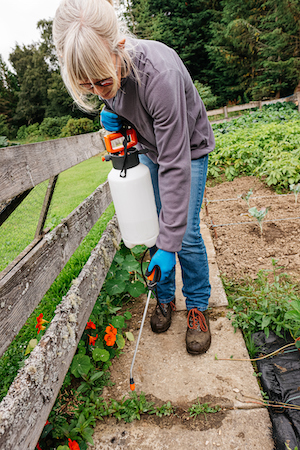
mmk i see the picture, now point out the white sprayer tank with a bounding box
[108,161,159,249]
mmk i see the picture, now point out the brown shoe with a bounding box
[150,299,176,333]
[186,308,211,355]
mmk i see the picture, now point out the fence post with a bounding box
[259,101,262,110]
[224,106,228,120]
[297,92,300,113]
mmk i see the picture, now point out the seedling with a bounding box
[290,183,300,204]
[188,399,221,420]
[248,206,269,236]
[239,188,253,207]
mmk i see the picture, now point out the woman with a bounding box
[53,0,215,355]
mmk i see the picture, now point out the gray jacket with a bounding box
[104,38,215,252]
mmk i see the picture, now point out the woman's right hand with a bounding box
[100,107,122,132]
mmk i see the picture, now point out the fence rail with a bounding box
[0,129,120,449]
[207,93,300,123]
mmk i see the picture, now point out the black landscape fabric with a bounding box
[252,331,300,450]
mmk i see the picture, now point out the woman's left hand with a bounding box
[147,249,176,282]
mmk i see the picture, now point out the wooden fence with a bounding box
[0,130,121,449]
[207,92,300,123]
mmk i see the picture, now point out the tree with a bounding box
[253,0,300,98]
[124,0,221,82]
[9,45,51,125]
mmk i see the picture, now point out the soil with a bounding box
[203,176,300,282]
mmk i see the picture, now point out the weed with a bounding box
[223,261,300,341]
[154,401,175,417]
[188,400,221,420]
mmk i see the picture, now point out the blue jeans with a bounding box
[139,153,211,311]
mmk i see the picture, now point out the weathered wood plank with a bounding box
[227,101,259,113]
[0,181,113,357]
[0,215,121,450]
[0,130,107,203]
[207,107,224,116]
[207,94,298,118]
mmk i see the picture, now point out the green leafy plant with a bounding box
[224,261,300,340]
[239,188,253,207]
[284,300,300,342]
[154,401,175,417]
[188,399,221,420]
[248,206,269,236]
[290,183,300,204]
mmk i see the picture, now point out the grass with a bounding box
[0,152,115,400]
[0,154,111,271]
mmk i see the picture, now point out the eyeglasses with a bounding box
[80,59,118,91]
[80,78,114,90]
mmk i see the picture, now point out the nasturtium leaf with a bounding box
[124,311,132,320]
[71,354,93,378]
[116,334,125,349]
[128,281,146,298]
[122,255,140,272]
[111,315,125,329]
[92,348,110,362]
[125,332,134,342]
[114,253,124,265]
[116,269,130,282]
[105,279,126,295]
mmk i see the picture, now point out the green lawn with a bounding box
[0,154,112,272]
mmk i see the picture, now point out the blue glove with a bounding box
[100,107,122,132]
[147,249,176,282]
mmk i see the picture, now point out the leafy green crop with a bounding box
[209,104,300,190]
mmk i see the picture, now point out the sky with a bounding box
[0,0,62,68]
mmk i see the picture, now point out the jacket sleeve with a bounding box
[145,69,192,252]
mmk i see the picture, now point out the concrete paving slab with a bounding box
[100,308,262,408]
[92,213,274,449]
[93,408,273,450]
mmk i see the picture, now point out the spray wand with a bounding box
[129,265,161,391]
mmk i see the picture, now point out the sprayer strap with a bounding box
[120,127,129,178]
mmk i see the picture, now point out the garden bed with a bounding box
[203,176,300,282]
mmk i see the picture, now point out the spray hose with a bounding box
[129,264,161,391]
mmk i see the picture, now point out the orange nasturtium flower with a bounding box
[104,324,117,347]
[35,313,48,334]
[85,320,96,330]
[88,334,98,346]
[105,324,117,336]
[68,438,80,450]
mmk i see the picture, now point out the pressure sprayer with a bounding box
[103,127,159,249]
[103,127,160,390]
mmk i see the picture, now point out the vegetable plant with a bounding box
[239,188,253,207]
[248,206,269,236]
[290,183,300,204]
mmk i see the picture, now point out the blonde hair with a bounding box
[53,0,134,112]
